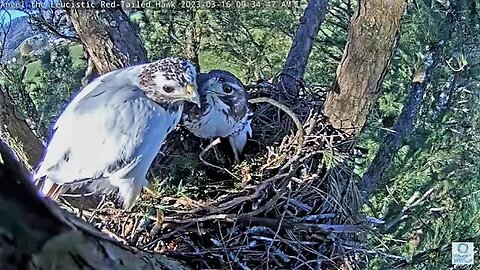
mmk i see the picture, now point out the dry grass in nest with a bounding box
[61,81,365,270]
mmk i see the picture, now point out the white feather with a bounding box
[185,94,252,160]
[228,117,252,160]
[192,96,236,137]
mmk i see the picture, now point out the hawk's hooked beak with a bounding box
[186,83,201,108]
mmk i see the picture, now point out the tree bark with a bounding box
[323,0,407,135]
[358,44,441,202]
[65,0,148,75]
[185,11,200,72]
[0,139,191,270]
[278,0,329,96]
[0,88,43,170]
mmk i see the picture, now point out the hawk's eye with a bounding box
[163,86,175,93]
[223,85,233,94]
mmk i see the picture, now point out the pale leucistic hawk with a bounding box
[34,57,200,209]
[183,70,252,162]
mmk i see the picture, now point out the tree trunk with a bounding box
[0,139,191,270]
[185,11,200,72]
[358,44,440,202]
[278,0,329,96]
[65,0,148,75]
[0,88,43,170]
[323,0,407,135]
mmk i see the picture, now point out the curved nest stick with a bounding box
[248,97,305,162]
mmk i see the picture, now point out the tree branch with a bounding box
[66,0,147,74]
[279,0,329,97]
[358,42,442,203]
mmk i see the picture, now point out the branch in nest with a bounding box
[199,137,240,180]
[248,97,305,171]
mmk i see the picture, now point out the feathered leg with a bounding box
[228,120,252,164]
[228,132,249,164]
[109,177,146,210]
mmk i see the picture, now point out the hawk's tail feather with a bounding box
[34,176,67,200]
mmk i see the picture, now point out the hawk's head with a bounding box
[197,70,249,121]
[139,57,200,106]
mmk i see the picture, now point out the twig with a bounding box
[199,138,241,180]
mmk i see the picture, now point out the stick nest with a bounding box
[63,81,364,270]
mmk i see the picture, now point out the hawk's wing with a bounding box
[35,67,182,207]
[53,65,143,131]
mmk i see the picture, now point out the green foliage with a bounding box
[304,0,350,86]
[199,9,294,81]
[358,0,480,268]
[24,44,85,85]
[136,9,183,59]
[68,44,86,69]
[24,60,42,84]
[136,7,303,82]
[29,45,84,138]
[0,62,39,127]
[135,0,350,85]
